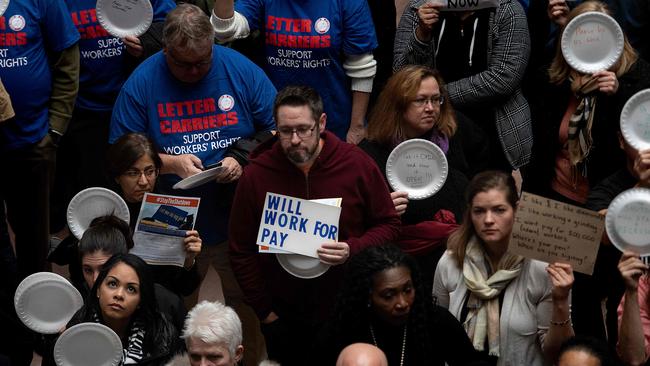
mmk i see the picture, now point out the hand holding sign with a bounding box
[317,242,350,265]
[546,262,574,301]
[416,2,443,42]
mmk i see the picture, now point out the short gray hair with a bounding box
[182,301,242,356]
[163,3,215,51]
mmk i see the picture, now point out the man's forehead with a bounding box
[167,42,212,59]
[276,105,315,125]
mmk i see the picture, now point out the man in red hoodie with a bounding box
[229,85,400,366]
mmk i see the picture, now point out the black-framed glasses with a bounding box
[168,48,213,70]
[122,167,159,180]
[277,125,317,140]
[412,95,445,107]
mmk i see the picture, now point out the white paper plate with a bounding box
[561,11,624,74]
[67,187,130,240]
[386,139,448,200]
[14,272,83,334]
[96,0,153,38]
[173,166,224,190]
[54,323,122,366]
[276,253,330,279]
[0,0,10,17]
[620,89,650,150]
[606,188,650,255]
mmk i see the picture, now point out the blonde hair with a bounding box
[548,1,637,84]
[367,65,456,145]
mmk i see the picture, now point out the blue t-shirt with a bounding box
[110,45,276,244]
[0,0,79,150]
[235,0,377,140]
[64,0,175,111]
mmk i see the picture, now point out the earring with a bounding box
[367,302,371,308]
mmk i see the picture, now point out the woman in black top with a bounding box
[318,244,486,366]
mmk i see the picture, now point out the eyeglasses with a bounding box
[277,125,317,140]
[122,167,158,180]
[168,49,212,70]
[411,95,445,107]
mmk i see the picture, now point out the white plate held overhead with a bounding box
[14,272,83,334]
[386,139,448,200]
[0,0,9,18]
[96,0,153,38]
[54,323,122,366]
[620,89,650,150]
[173,165,224,190]
[606,188,650,256]
[67,187,130,240]
[276,253,330,279]
[561,11,624,74]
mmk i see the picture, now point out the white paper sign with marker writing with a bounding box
[256,193,342,258]
[429,0,499,11]
[508,192,604,275]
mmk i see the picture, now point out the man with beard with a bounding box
[228,85,400,366]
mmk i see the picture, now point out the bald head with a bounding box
[336,343,388,366]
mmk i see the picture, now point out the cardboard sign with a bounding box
[430,0,499,12]
[256,193,342,258]
[508,192,604,275]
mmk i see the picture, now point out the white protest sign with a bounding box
[508,192,604,275]
[256,193,342,258]
[429,0,499,12]
[259,197,342,254]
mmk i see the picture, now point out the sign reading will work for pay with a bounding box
[508,192,604,275]
[256,192,342,258]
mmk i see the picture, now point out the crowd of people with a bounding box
[1,0,650,365]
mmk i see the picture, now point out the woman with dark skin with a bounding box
[318,244,486,366]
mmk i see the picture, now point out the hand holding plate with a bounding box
[163,154,203,179]
[214,157,242,183]
[317,242,350,265]
[593,70,619,95]
[547,0,570,27]
[634,149,650,187]
[618,251,648,291]
[390,191,409,216]
[123,35,143,58]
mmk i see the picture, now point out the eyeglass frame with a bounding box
[121,167,159,180]
[411,95,445,108]
[277,124,318,140]
[167,47,213,70]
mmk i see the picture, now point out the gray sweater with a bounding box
[433,251,557,366]
[393,0,532,169]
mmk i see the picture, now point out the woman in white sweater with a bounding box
[433,170,574,365]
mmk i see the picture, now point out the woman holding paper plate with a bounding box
[64,253,181,365]
[526,0,650,340]
[360,65,487,289]
[106,133,202,298]
[434,170,575,365]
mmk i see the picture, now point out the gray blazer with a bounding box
[433,251,555,366]
[393,0,532,169]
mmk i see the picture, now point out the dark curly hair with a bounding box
[329,244,433,362]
